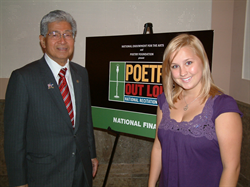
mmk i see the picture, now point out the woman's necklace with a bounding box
[183,94,201,111]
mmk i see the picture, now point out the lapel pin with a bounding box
[48,83,54,89]
[76,80,79,83]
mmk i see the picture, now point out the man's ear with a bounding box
[39,35,46,49]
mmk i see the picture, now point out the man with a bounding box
[4,10,98,187]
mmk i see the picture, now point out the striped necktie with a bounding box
[58,68,74,127]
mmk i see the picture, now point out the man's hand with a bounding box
[91,158,99,177]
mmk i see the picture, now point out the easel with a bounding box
[102,127,120,187]
[143,22,153,34]
[102,22,153,187]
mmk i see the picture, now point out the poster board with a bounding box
[86,30,213,138]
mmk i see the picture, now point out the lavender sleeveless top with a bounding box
[157,93,242,187]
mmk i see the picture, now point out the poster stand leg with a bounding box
[102,126,120,187]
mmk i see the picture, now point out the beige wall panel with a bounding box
[230,0,250,103]
[211,0,234,94]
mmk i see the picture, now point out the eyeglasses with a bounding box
[47,31,74,40]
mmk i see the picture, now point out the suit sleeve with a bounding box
[4,70,28,186]
[85,70,97,159]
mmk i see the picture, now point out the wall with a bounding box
[0,0,213,99]
[211,0,234,95]
[1,1,249,104]
[230,0,250,103]
[211,0,250,104]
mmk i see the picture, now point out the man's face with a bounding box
[39,21,75,66]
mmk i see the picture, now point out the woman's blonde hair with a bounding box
[162,33,222,108]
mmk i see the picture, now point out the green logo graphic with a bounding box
[109,62,125,102]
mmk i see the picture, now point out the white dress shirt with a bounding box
[44,54,76,127]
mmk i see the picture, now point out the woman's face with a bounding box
[170,46,203,93]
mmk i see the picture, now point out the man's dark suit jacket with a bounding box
[4,56,97,187]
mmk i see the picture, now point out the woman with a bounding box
[148,34,242,187]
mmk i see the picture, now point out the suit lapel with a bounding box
[38,57,74,131]
[70,63,82,132]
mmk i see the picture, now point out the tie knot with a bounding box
[59,68,67,78]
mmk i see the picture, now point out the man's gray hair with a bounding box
[40,10,77,37]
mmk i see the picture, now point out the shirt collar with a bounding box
[44,53,70,78]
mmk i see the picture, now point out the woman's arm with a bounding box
[148,106,163,187]
[215,112,242,187]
